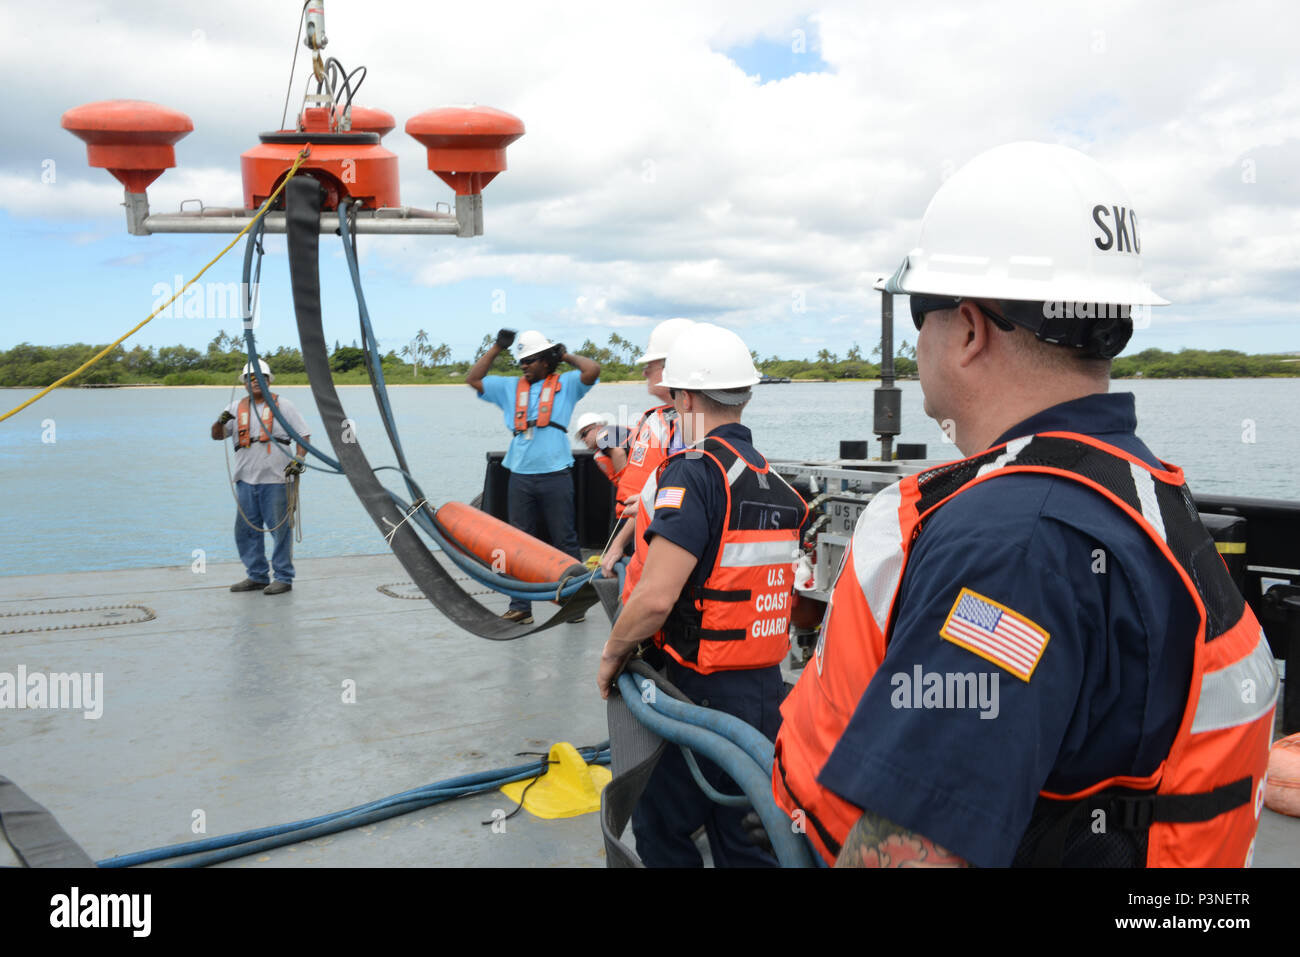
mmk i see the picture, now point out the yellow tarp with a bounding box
[499,742,612,819]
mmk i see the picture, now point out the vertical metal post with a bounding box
[874,290,900,461]
[455,193,483,238]
[124,190,151,236]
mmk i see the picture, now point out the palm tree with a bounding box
[404,329,431,376]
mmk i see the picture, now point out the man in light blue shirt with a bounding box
[467,329,601,623]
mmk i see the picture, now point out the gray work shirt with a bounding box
[221,395,311,485]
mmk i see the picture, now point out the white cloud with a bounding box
[3,0,1299,353]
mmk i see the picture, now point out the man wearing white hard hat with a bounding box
[467,329,601,623]
[573,412,629,487]
[773,143,1275,869]
[597,322,808,867]
[597,317,694,581]
[209,359,312,594]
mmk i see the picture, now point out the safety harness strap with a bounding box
[513,420,568,436]
[1106,777,1253,829]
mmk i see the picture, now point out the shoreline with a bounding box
[4,375,1298,390]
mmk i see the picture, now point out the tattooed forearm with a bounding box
[835,810,969,868]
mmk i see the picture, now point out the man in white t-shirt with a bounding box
[210,360,311,595]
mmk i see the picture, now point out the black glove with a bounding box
[284,460,305,477]
[552,343,567,363]
[219,410,234,424]
[741,810,773,853]
[495,329,516,349]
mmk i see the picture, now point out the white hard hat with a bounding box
[660,323,760,393]
[512,330,557,361]
[573,412,608,436]
[880,142,1167,307]
[637,318,695,363]
[240,359,273,382]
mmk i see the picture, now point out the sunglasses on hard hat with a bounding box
[909,295,1016,333]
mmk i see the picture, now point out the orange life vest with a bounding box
[236,394,279,454]
[593,448,626,487]
[616,404,678,518]
[624,436,808,674]
[773,432,1277,867]
[513,374,563,435]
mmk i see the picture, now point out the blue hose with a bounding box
[335,204,593,605]
[98,746,610,868]
[239,212,344,474]
[616,673,815,868]
[236,194,594,604]
[680,747,750,807]
[631,673,775,772]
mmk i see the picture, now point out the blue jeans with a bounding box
[234,480,294,584]
[631,661,786,867]
[506,468,582,614]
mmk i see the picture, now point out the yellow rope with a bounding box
[0,148,312,424]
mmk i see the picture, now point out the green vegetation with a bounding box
[0,334,1294,388]
[1110,348,1299,379]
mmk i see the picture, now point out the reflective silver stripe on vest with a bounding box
[1191,630,1279,734]
[726,457,747,486]
[719,540,800,568]
[851,481,906,634]
[1129,461,1167,543]
[648,412,671,444]
[975,435,1032,478]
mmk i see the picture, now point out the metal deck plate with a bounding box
[0,554,615,867]
[0,554,1295,867]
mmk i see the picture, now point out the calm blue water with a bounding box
[1,379,1296,576]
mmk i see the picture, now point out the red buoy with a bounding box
[61,100,193,193]
[405,106,524,195]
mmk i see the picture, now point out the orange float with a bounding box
[1265,732,1300,817]
[406,106,525,195]
[436,501,585,587]
[239,104,401,211]
[60,100,193,193]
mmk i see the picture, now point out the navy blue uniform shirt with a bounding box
[817,392,1198,867]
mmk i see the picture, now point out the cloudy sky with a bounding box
[2,0,1297,362]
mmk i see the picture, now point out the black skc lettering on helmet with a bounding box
[1130,210,1141,254]
[1113,206,1133,252]
[1092,204,1114,250]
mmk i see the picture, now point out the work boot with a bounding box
[231,579,269,592]
[264,581,293,595]
[500,609,533,624]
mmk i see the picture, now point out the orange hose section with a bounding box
[1265,732,1300,817]
[436,501,585,585]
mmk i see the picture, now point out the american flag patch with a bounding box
[939,588,1050,682]
[655,486,686,509]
